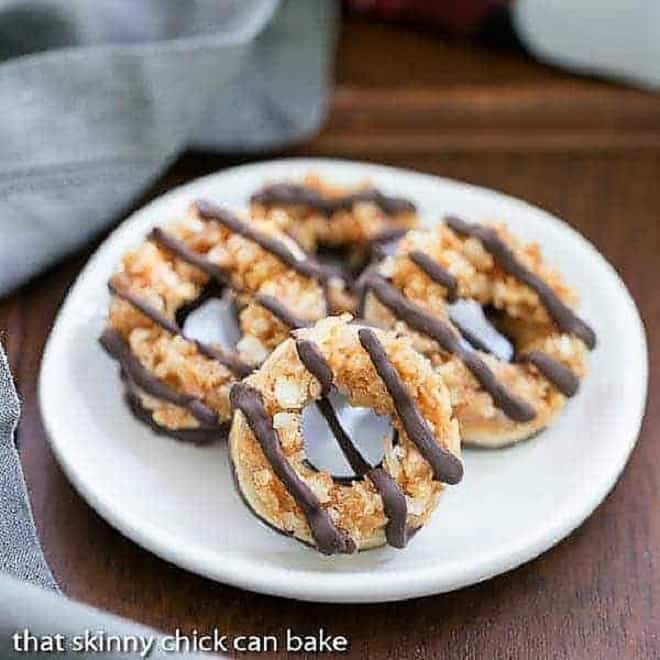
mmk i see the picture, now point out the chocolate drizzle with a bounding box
[295,340,334,395]
[251,182,417,217]
[370,228,407,261]
[448,303,514,360]
[368,468,409,548]
[151,224,334,318]
[108,281,179,335]
[100,329,221,429]
[451,318,499,356]
[255,294,310,330]
[125,390,227,444]
[149,228,230,285]
[315,398,372,475]
[108,281,252,378]
[366,275,536,423]
[193,342,253,380]
[445,215,596,349]
[294,338,411,547]
[519,351,579,398]
[371,227,409,244]
[358,327,464,485]
[409,250,458,302]
[230,383,356,555]
[196,200,339,284]
[195,200,345,316]
[315,398,409,548]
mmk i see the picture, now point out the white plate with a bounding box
[39,158,648,603]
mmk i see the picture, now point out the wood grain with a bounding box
[2,17,659,660]
[325,18,660,155]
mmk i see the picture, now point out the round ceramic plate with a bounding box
[39,158,648,603]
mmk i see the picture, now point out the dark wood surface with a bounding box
[2,17,659,659]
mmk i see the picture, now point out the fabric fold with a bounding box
[0,0,338,296]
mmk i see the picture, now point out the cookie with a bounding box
[361,216,595,447]
[101,201,351,442]
[229,315,462,554]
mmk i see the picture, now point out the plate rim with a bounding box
[39,157,649,603]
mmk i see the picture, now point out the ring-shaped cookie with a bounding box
[229,315,462,554]
[361,216,596,447]
[101,201,350,442]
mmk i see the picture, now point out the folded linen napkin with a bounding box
[0,0,337,297]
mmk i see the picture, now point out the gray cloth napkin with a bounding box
[0,572,212,659]
[0,0,336,652]
[0,347,57,592]
[0,0,337,297]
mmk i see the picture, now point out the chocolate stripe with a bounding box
[316,398,372,475]
[125,389,227,444]
[108,281,179,335]
[368,468,409,549]
[230,383,355,555]
[370,227,409,244]
[519,351,579,398]
[445,216,596,349]
[109,282,252,378]
[195,200,337,284]
[451,316,500,356]
[194,343,253,379]
[100,329,220,428]
[256,294,310,330]
[358,327,464,485]
[251,183,416,217]
[149,228,231,285]
[409,250,458,302]
[371,233,407,261]
[342,189,417,215]
[367,275,536,422]
[316,398,409,548]
[295,340,334,395]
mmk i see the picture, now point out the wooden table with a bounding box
[2,17,659,659]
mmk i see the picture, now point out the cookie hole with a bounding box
[315,245,363,281]
[181,294,241,351]
[301,391,393,481]
[448,300,514,362]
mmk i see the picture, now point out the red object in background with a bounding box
[344,0,509,35]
